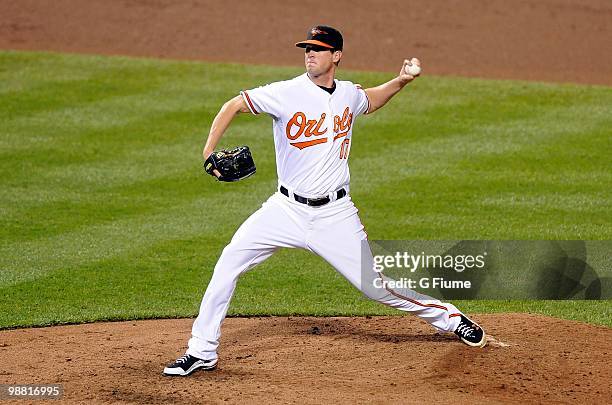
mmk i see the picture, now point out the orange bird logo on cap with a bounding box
[311,28,328,36]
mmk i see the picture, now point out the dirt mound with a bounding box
[1,0,611,85]
[0,314,610,404]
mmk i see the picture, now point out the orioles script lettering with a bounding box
[286,107,353,150]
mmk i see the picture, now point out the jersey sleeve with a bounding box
[354,84,370,116]
[240,82,283,119]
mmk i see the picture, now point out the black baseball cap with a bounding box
[295,25,343,51]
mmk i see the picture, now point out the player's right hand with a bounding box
[398,58,420,85]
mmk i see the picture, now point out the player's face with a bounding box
[304,45,340,76]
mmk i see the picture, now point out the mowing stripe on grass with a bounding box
[1,51,610,328]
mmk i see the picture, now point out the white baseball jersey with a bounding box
[240,73,370,197]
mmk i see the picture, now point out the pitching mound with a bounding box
[0,314,610,404]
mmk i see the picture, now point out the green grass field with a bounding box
[1,51,610,329]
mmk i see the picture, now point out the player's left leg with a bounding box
[307,197,485,346]
[163,194,309,376]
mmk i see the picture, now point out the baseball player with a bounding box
[164,25,486,377]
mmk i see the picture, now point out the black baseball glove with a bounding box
[203,146,256,182]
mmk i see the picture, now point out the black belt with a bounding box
[280,186,347,207]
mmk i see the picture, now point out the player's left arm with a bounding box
[364,58,420,114]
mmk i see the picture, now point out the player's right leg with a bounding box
[306,198,486,348]
[163,193,307,376]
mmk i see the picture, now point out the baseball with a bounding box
[405,62,421,77]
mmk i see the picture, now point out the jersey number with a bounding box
[339,139,350,159]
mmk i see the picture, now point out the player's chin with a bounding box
[306,66,323,76]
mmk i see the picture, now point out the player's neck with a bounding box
[307,70,335,88]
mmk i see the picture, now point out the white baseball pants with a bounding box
[187,192,462,360]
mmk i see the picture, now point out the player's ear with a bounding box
[333,50,342,63]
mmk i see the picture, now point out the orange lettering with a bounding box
[309,113,326,136]
[333,131,349,141]
[333,107,353,133]
[339,138,351,159]
[286,112,306,140]
[286,112,328,150]
[286,112,327,141]
[291,138,328,149]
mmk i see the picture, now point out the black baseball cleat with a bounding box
[162,354,218,376]
[454,314,486,348]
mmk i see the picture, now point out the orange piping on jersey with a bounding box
[290,138,328,149]
[362,89,371,114]
[387,287,450,311]
[242,91,259,114]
